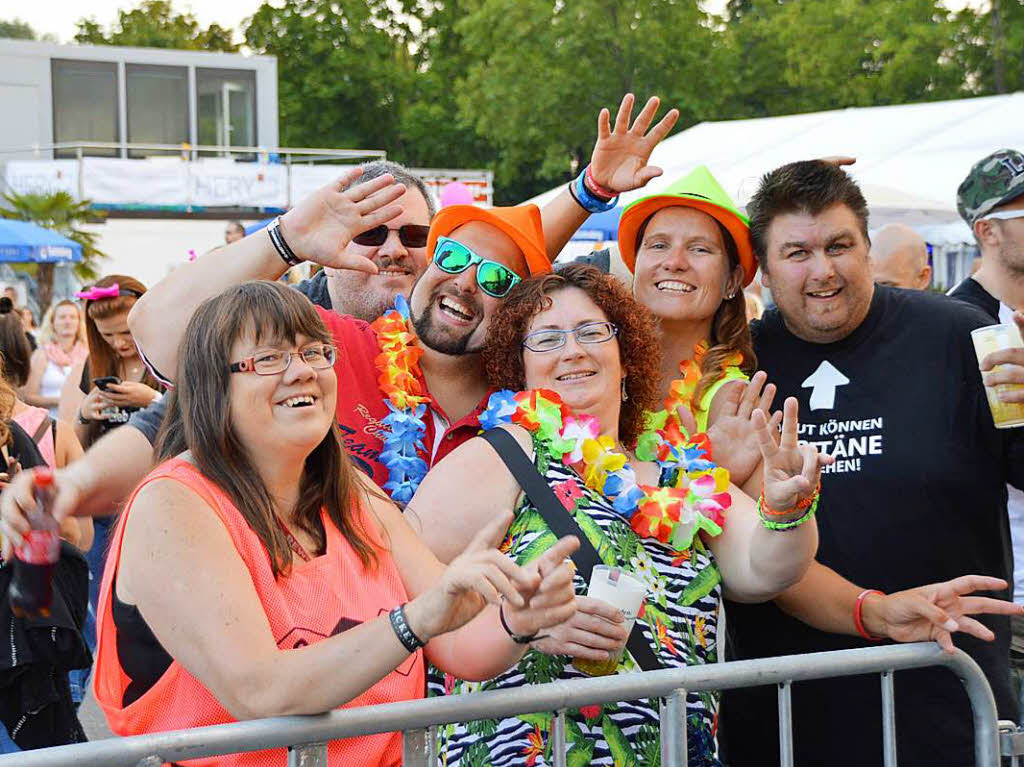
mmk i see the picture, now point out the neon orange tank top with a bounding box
[94,458,424,766]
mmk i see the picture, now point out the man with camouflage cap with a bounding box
[949,148,1024,723]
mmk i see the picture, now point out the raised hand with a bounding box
[706,372,781,486]
[755,397,832,512]
[589,94,679,195]
[862,576,1023,653]
[276,166,407,271]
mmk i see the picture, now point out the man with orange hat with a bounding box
[128,95,677,503]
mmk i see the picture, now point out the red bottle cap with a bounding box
[33,468,54,487]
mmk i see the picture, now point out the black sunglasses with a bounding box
[352,224,430,248]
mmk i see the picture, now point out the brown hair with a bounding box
[82,274,159,446]
[635,214,757,405]
[484,263,661,447]
[0,356,16,448]
[748,160,870,271]
[0,298,32,387]
[155,280,377,578]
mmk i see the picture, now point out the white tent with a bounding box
[530,92,1024,246]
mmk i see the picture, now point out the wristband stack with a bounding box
[568,165,619,214]
[756,483,821,531]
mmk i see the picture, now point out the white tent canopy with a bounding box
[530,92,1024,245]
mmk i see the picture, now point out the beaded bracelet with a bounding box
[854,589,885,641]
[757,490,820,531]
[759,482,821,516]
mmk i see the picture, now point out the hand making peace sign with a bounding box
[754,396,833,513]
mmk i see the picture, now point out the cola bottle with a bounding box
[9,468,59,619]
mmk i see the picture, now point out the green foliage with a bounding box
[0,192,107,308]
[66,0,1024,200]
[75,0,239,51]
[0,18,35,39]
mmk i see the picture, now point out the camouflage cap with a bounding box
[957,149,1024,225]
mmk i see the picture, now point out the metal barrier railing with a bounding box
[0,642,1002,767]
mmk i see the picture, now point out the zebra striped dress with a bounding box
[427,440,723,767]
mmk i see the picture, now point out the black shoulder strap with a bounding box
[31,415,53,445]
[480,428,663,672]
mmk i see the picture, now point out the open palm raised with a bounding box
[754,397,833,513]
[589,93,680,194]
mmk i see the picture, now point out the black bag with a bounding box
[481,428,663,672]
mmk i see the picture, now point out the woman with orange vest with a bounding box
[91,280,579,766]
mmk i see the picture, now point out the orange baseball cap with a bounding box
[617,166,756,286]
[426,203,550,277]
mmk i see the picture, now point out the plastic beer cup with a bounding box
[972,323,1024,429]
[571,566,647,677]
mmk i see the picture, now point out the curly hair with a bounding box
[484,262,661,447]
[635,214,757,404]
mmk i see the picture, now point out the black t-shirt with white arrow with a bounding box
[719,285,1021,767]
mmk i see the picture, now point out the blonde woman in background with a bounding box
[24,300,88,417]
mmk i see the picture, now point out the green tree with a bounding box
[949,0,1024,95]
[75,0,238,51]
[0,18,35,39]
[245,0,407,152]
[0,193,107,310]
[453,0,726,201]
[720,0,966,118]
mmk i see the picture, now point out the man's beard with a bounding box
[410,287,484,356]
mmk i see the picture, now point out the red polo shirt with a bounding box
[316,307,488,491]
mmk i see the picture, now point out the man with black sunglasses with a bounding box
[293,160,436,322]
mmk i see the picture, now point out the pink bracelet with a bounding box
[584,165,617,201]
[854,589,885,641]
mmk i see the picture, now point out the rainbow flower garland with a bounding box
[481,389,731,549]
[370,295,431,505]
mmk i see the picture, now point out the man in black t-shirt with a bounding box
[719,160,1024,767]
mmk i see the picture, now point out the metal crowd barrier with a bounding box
[0,642,1004,767]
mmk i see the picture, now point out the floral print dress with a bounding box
[427,437,724,767]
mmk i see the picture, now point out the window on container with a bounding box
[126,64,189,157]
[51,59,119,157]
[196,68,256,157]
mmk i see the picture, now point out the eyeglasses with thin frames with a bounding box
[229,344,338,375]
[522,321,618,353]
[352,224,430,248]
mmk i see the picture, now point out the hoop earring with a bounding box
[621,378,629,402]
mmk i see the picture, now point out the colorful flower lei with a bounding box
[481,389,731,549]
[370,295,431,505]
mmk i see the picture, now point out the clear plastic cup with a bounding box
[571,565,647,677]
[972,323,1024,429]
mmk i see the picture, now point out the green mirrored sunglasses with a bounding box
[433,236,522,298]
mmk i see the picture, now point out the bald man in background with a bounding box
[870,223,932,289]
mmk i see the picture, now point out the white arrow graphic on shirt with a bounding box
[801,360,850,411]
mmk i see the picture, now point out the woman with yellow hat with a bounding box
[616,166,772,492]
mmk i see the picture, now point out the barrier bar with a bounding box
[881,670,898,766]
[0,644,999,767]
[286,742,327,766]
[552,709,567,767]
[660,688,687,766]
[777,682,794,767]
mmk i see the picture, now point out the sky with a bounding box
[15,0,987,46]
